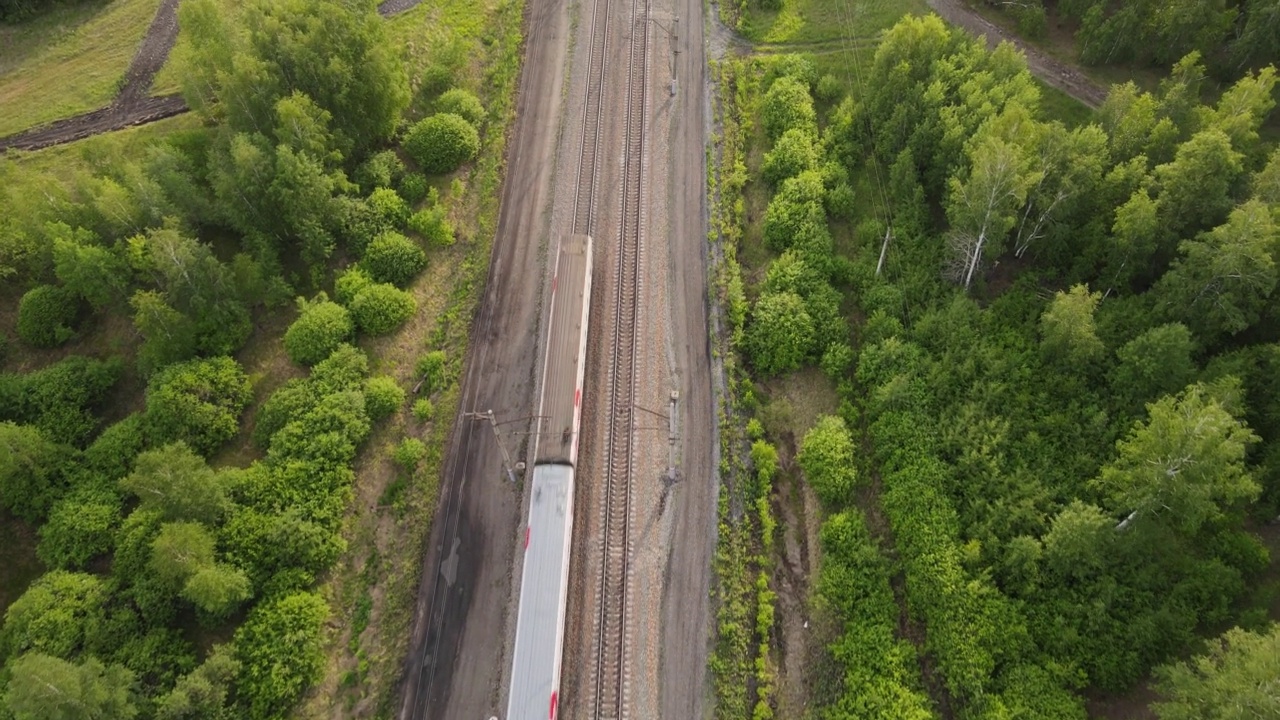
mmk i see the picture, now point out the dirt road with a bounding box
[0,0,425,153]
[394,0,574,717]
[925,0,1107,108]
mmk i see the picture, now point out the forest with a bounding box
[0,0,504,716]
[710,10,1280,720]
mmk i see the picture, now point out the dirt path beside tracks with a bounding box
[925,0,1107,108]
[0,0,425,153]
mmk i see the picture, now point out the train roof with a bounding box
[533,235,593,466]
[506,463,576,720]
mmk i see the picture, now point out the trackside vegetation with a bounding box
[711,10,1280,720]
[0,0,521,715]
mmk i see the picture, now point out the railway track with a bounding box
[585,0,649,714]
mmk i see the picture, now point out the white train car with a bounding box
[506,234,592,720]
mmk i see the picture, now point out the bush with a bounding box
[354,151,405,193]
[798,415,858,508]
[826,182,856,220]
[18,355,122,446]
[364,376,405,421]
[0,422,72,523]
[334,266,375,306]
[408,205,455,248]
[412,398,434,422]
[367,187,411,229]
[761,76,816,140]
[143,357,252,456]
[361,232,427,287]
[815,73,844,104]
[397,173,429,205]
[233,592,328,719]
[435,88,485,125]
[747,292,815,376]
[404,113,480,174]
[415,350,448,394]
[284,294,354,366]
[17,284,78,348]
[350,283,416,335]
[392,437,427,471]
[762,128,818,186]
[83,414,146,481]
[0,570,108,660]
[37,488,122,569]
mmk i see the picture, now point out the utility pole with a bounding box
[463,410,526,484]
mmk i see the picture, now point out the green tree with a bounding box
[1092,382,1260,535]
[762,170,826,253]
[354,151,406,194]
[182,563,252,617]
[120,442,233,524]
[761,76,816,140]
[233,591,328,719]
[0,570,107,660]
[53,234,131,311]
[349,283,417,336]
[143,357,253,456]
[3,652,137,720]
[131,290,199,375]
[404,113,481,174]
[361,231,427,287]
[1110,323,1197,411]
[1157,199,1277,341]
[150,521,217,587]
[283,293,353,366]
[1154,128,1244,238]
[1041,284,1104,366]
[798,415,858,508]
[366,188,410,229]
[746,291,815,376]
[1041,500,1114,581]
[1229,0,1280,72]
[0,423,71,523]
[16,285,78,348]
[1153,624,1280,720]
[154,644,240,720]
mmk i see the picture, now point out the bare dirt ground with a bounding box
[924,0,1107,108]
[0,0,425,153]
[394,0,575,717]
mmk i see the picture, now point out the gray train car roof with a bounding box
[506,463,575,720]
[533,235,592,466]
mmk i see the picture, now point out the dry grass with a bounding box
[0,0,164,137]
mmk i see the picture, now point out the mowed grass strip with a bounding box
[0,0,164,137]
[742,0,929,45]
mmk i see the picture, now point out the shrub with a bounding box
[334,266,375,306]
[233,592,328,719]
[367,187,411,229]
[392,437,427,471]
[404,113,480,174]
[826,182,856,220]
[354,151,405,193]
[332,196,387,256]
[82,414,146,481]
[747,292,815,376]
[435,88,485,125]
[415,351,448,394]
[350,284,416,335]
[762,128,818,186]
[37,488,122,569]
[815,73,843,104]
[252,380,315,450]
[361,232,427,287]
[143,357,252,456]
[364,376,405,421]
[284,294,354,366]
[17,284,78,348]
[768,54,817,89]
[412,398,434,422]
[397,172,429,205]
[0,422,73,523]
[798,415,858,508]
[407,205,456,248]
[761,76,816,140]
[0,570,108,660]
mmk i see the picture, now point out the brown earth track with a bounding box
[0,0,424,153]
[925,0,1106,108]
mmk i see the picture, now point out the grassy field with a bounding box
[0,0,163,137]
[741,0,928,45]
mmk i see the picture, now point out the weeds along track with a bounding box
[583,0,649,713]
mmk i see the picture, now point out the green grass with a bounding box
[741,0,928,46]
[0,0,164,137]
[1037,79,1095,127]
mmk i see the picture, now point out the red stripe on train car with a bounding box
[524,526,530,550]
[550,691,558,720]
[575,388,581,408]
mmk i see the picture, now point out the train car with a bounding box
[506,234,593,720]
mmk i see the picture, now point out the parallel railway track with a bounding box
[590,0,649,714]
